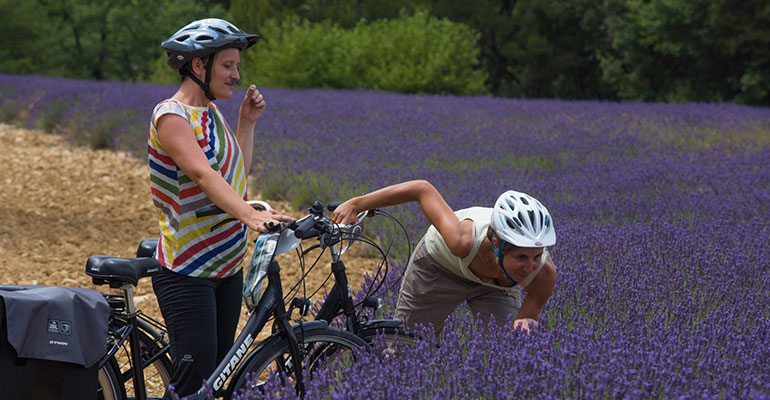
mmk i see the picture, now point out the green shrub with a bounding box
[243,10,487,95]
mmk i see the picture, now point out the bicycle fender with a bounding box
[360,319,404,330]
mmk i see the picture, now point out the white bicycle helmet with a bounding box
[491,190,555,248]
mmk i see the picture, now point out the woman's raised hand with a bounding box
[239,85,266,124]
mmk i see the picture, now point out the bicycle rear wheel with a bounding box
[110,320,172,399]
[98,357,126,400]
[228,326,367,398]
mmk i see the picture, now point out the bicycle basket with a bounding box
[243,232,279,311]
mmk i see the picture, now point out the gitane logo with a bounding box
[535,241,543,246]
[213,333,254,391]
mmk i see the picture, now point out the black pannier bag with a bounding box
[0,285,109,400]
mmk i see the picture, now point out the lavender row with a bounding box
[254,212,770,399]
[2,74,769,398]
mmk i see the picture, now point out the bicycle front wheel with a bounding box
[228,326,367,398]
[360,324,418,348]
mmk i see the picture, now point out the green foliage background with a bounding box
[2,0,769,104]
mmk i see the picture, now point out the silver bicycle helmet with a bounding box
[161,18,259,100]
[162,18,259,69]
[491,190,555,248]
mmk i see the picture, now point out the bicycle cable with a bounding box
[279,208,413,323]
[282,242,325,305]
[355,209,412,310]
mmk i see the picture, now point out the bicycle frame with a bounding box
[97,283,152,400]
[314,248,404,338]
[314,245,363,333]
[188,255,311,399]
[100,304,169,384]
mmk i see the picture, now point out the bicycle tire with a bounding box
[98,357,127,400]
[360,324,418,348]
[110,319,172,399]
[227,326,367,398]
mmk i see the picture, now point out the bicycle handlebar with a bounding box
[285,200,370,242]
[292,216,318,239]
[193,200,371,245]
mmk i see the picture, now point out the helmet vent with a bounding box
[520,197,529,205]
[527,210,535,226]
[227,25,239,33]
[175,34,190,42]
[212,27,228,35]
[184,24,200,31]
[196,35,214,42]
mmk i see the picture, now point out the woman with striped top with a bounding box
[148,18,292,399]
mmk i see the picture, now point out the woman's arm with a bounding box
[235,85,265,174]
[157,113,290,232]
[332,180,474,257]
[513,254,557,332]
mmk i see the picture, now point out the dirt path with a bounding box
[0,123,377,342]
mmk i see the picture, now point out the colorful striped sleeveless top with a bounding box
[148,99,248,278]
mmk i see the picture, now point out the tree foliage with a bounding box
[237,11,486,95]
[0,0,227,81]
[2,0,769,104]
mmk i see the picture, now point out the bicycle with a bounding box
[87,200,377,399]
[192,199,418,396]
[270,200,417,349]
[87,256,171,400]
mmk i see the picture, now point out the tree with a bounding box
[0,0,50,75]
[705,0,770,104]
[2,0,227,81]
[425,0,614,99]
[598,0,719,102]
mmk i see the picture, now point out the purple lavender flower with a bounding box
[2,73,769,399]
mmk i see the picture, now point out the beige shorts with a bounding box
[395,237,523,335]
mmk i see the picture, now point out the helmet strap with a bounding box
[488,231,518,286]
[183,55,217,101]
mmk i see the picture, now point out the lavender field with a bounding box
[2,73,769,398]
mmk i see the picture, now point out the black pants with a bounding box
[152,268,243,399]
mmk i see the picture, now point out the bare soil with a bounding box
[0,123,378,342]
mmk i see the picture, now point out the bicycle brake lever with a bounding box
[290,297,313,317]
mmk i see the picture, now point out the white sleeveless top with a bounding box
[423,207,547,290]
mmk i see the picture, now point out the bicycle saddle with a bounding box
[136,238,159,258]
[85,256,162,288]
